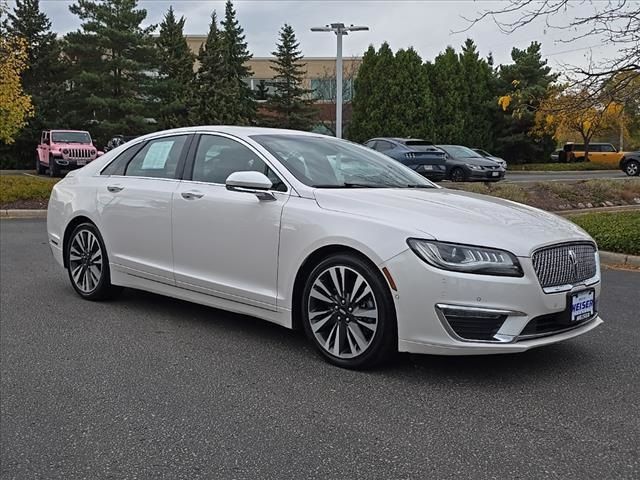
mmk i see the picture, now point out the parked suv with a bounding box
[562,142,624,165]
[36,130,102,177]
[436,145,505,182]
[364,138,447,181]
[620,151,640,176]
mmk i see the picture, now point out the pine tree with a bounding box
[1,0,65,167]
[64,0,157,145]
[429,46,467,144]
[220,0,255,124]
[263,24,316,130]
[350,45,380,141]
[155,6,195,129]
[458,38,494,149]
[192,12,227,125]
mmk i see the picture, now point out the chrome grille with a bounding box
[532,243,597,288]
[68,148,92,159]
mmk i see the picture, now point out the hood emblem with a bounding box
[568,249,578,281]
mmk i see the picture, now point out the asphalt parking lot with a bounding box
[1,219,639,479]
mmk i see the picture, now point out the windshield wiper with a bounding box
[406,184,436,189]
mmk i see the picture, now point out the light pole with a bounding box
[311,23,369,138]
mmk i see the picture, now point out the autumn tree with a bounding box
[0,26,34,144]
[533,87,624,160]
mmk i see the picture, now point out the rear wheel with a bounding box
[65,222,121,300]
[625,160,639,176]
[450,167,467,182]
[301,254,396,369]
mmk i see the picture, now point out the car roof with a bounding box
[140,126,328,142]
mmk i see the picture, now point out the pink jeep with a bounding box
[36,130,103,177]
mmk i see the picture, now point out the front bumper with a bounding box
[468,169,505,181]
[382,249,603,355]
[52,157,95,169]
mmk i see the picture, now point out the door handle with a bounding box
[107,185,124,193]
[181,191,204,200]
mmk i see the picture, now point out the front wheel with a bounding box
[450,167,467,182]
[301,254,396,369]
[624,160,639,176]
[65,222,121,300]
[49,155,59,177]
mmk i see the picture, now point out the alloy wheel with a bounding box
[69,229,103,293]
[626,161,639,176]
[307,266,378,359]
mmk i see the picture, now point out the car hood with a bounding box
[313,188,592,257]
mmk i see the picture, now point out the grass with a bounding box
[567,211,640,255]
[0,175,58,204]
[510,162,618,171]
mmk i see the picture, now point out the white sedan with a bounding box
[47,127,603,368]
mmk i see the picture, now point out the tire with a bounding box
[624,160,639,177]
[36,154,45,175]
[49,155,59,177]
[301,253,397,369]
[450,167,467,182]
[65,222,122,301]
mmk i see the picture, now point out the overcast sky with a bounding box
[34,0,618,73]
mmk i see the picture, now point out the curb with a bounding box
[507,170,618,175]
[600,251,640,268]
[554,205,640,216]
[0,209,47,218]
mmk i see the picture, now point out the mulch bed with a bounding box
[0,199,49,210]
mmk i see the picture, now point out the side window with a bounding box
[192,135,287,191]
[101,142,144,176]
[376,140,393,152]
[365,140,377,150]
[124,135,187,179]
[589,144,601,152]
[600,144,615,152]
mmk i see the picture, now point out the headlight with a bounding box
[62,149,69,154]
[466,164,483,170]
[407,239,523,276]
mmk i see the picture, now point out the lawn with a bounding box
[0,175,59,208]
[510,162,618,171]
[567,211,640,256]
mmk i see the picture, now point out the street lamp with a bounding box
[311,23,369,138]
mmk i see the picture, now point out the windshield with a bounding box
[251,134,435,188]
[439,145,483,158]
[51,131,92,144]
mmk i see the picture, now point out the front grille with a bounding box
[519,312,594,339]
[532,243,597,289]
[68,148,92,159]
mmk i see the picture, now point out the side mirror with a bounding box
[226,171,275,201]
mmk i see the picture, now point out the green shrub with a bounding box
[0,176,58,204]
[567,211,640,255]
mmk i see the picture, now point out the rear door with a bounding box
[97,134,192,284]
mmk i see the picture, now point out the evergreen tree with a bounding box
[429,46,466,144]
[155,6,195,129]
[255,80,269,101]
[220,0,255,124]
[1,0,65,168]
[192,12,227,125]
[458,39,494,149]
[263,24,315,130]
[350,45,380,141]
[64,0,157,145]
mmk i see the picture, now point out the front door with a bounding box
[97,134,191,283]
[172,134,290,309]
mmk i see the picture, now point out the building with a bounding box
[186,35,362,132]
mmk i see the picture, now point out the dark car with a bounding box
[436,145,506,182]
[550,149,562,162]
[471,148,507,170]
[104,135,138,152]
[364,138,447,181]
[620,151,640,176]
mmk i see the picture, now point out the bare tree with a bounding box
[461,1,639,107]
[313,58,360,135]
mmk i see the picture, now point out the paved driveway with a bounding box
[1,219,638,479]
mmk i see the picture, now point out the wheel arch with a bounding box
[62,215,96,268]
[290,244,394,332]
